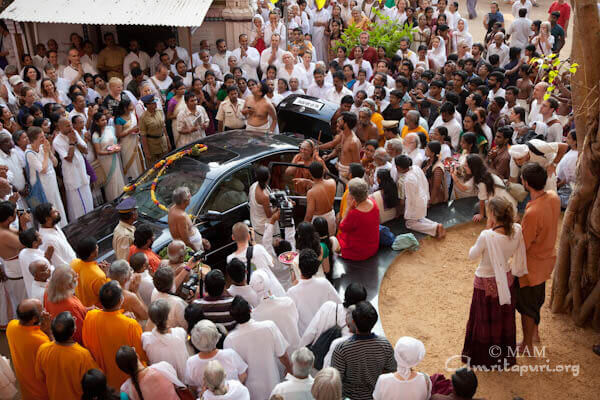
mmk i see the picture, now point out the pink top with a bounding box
[121,363,180,400]
[337,199,380,261]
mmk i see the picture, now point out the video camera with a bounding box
[269,190,294,228]
[180,250,206,299]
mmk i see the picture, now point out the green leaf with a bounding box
[543,93,551,100]
[571,63,579,68]
[552,58,561,67]
[569,66,577,73]
[541,64,549,69]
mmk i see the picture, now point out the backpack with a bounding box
[308,304,343,370]
[379,225,395,248]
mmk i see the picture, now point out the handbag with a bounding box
[24,151,48,209]
[308,304,342,370]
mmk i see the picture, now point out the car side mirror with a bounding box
[200,210,223,221]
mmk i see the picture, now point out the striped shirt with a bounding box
[331,334,397,400]
[194,295,237,331]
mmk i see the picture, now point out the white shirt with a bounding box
[164,46,191,68]
[373,372,429,400]
[223,319,288,400]
[297,63,315,88]
[141,327,189,380]
[52,132,90,190]
[0,148,26,191]
[194,64,223,81]
[286,277,342,335]
[211,51,232,74]
[406,148,425,168]
[227,244,286,298]
[228,285,260,308]
[150,289,188,330]
[270,374,315,400]
[487,43,510,67]
[123,51,151,76]
[231,47,261,81]
[446,10,461,30]
[300,301,348,347]
[252,296,301,356]
[62,64,93,85]
[512,0,532,18]
[508,17,532,49]
[431,117,462,149]
[325,86,353,106]
[260,47,284,73]
[203,380,250,400]
[353,80,373,96]
[38,226,76,268]
[306,82,332,99]
[134,269,155,306]
[30,280,47,303]
[543,113,563,143]
[184,349,248,388]
[264,22,287,49]
[18,248,53,297]
[402,165,429,220]
[351,59,374,81]
[528,99,543,123]
[488,87,506,103]
[277,64,309,91]
[557,149,577,185]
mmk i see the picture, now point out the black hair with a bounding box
[99,281,122,310]
[513,106,526,122]
[184,302,206,334]
[51,311,75,342]
[76,237,97,260]
[440,102,455,115]
[298,248,320,278]
[425,140,442,180]
[488,54,499,66]
[295,221,321,255]
[467,154,494,197]
[227,258,247,284]
[22,65,41,83]
[493,96,506,109]
[116,346,144,400]
[395,154,412,170]
[312,216,333,276]
[341,95,354,105]
[81,369,120,400]
[352,301,378,333]
[255,165,270,190]
[205,269,226,297]
[133,223,153,248]
[309,161,324,179]
[452,368,478,398]
[518,8,527,18]
[521,162,547,191]
[274,239,292,256]
[33,203,53,225]
[129,252,148,273]
[16,301,40,323]
[18,228,38,248]
[341,112,357,129]
[461,132,478,154]
[230,295,251,323]
[349,162,365,179]
[497,126,513,145]
[445,92,459,107]
[377,168,399,209]
[343,283,367,308]
[365,139,378,150]
[114,98,132,119]
[152,266,174,293]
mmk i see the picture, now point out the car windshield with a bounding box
[124,156,211,221]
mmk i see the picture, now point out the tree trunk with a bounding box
[550,0,600,330]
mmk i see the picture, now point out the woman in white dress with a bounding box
[91,112,125,202]
[427,36,447,72]
[249,14,265,52]
[25,126,67,227]
[202,360,250,400]
[373,337,430,400]
[452,18,473,53]
[277,52,308,90]
[39,78,70,106]
[114,98,143,182]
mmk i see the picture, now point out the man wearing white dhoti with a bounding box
[395,155,446,239]
[53,117,93,222]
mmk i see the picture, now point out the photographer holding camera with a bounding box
[248,165,276,244]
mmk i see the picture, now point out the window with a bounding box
[253,151,296,194]
[202,167,251,213]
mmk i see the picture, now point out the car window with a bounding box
[253,151,296,194]
[202,167,251,213]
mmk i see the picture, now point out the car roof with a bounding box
[170,130,301,180]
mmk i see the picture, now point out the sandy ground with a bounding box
[379,221,599,400]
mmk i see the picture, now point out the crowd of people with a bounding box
[0,0,580,398]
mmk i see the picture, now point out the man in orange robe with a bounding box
[83,281,148,389]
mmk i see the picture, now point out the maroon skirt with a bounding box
[462,273,517,368]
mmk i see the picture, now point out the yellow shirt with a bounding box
[71,258,110,308]
[5,320,50,400]
[83,309,147,389]
[35,342,98,400]
[371,113,385,147]
[339,188,350,220]
[401,125,429,140]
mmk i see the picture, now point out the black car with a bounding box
[63,130,310,267]
[276,94,338,143]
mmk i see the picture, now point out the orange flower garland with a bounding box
[123,144,207,213]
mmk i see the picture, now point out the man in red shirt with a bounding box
[548,0,571,32]
[349,31,378,67]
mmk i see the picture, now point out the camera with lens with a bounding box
[180,251,206,299]
[269,190,294,228]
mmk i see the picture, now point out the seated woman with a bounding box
[291,221,325,282]
[462,154,517,222]
[371,169,399,223]
[338,178,380,261]
[313,217,340,283]
[202,360,250,400]
[373,337,430,400]
[450,133,479,199]
[422,141,448,205]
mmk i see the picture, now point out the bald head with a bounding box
[16,298,42,325]
[58,117,72,134]
[29,260,51,282]
[167,240,186,262]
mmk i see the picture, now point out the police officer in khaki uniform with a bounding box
[112,197,137,260]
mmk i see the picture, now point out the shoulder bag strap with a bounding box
[245,245,254,282]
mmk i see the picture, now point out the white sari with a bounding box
[427,36,447,71]
[93,126,126,202]
[452,19,473,52]
[117,111,144,182]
